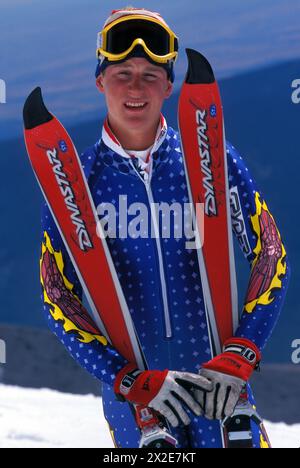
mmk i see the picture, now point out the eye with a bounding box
[144,73,157,81]
[118,71,130,78]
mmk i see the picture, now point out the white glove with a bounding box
[194,368,245,420]
[149,370,214,427]
[115,364,214,428]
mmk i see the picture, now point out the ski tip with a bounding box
[23,87,53,130]
[185,49,215,85]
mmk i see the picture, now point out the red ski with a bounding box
[178,49,238,355]
[23,88,176,448]
[178,49,266,449]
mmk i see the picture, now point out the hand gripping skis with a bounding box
[178,49,267,448]
[23,88,177,449]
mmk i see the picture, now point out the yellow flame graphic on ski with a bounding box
[260,433,270,448]
[245,192,287,313]
[40,231,107,346]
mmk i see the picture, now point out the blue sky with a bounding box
[0,0,300,140]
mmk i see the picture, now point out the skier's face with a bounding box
[96,57,173,135]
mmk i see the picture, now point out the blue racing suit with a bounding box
[40,116,290,448]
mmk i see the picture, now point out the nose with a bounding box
[128,74,144,93]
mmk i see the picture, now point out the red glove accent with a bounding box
[135,405,161,430]
[202,338,261,381]
[114,363,168,406]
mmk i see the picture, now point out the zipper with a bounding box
[129,159,173,339]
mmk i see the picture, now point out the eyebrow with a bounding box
[114,63,163,73]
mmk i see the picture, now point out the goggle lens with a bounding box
[105,19,176,56]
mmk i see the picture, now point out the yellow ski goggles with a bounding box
[96,15,179,64]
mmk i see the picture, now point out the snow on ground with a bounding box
[0,385,112,448]
[0,385,299,449]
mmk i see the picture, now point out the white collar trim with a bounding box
[101,115,168,160]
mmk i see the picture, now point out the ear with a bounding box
[164,81,173,99]
[96,74,105,93]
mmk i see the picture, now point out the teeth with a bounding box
[125,102,146,108]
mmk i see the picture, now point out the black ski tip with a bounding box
[185,49,215,85]
[23,87,53,130]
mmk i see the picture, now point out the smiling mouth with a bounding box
[124,102,148,110]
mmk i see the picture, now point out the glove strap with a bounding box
[114,364,169,406]
[203,337,261,381]
[114,364,141,401]
[223,338,261,369]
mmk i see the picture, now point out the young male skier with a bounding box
[40,7,290,448]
